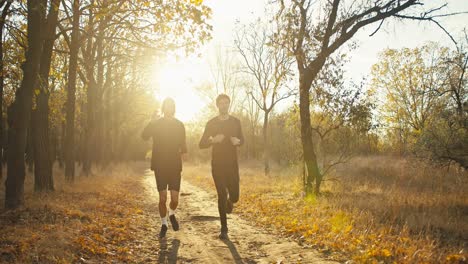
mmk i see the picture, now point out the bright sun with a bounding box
[152,59,208,122]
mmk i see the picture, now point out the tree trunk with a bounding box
[251,123,257,159]
[5,0,46,209]
[298,70,322,195]
[32,95,54,191]
[83,78,95,176]
[26,128,34,173]
[65,0,80,182]
[1,117,6,166]
[95,33,104,166]
[33,0,60,192]
[83,73,96,175]
[82,4,95,176]
[104,65,112,165]
[50,125,58,168]
[77,103,84,167]
[94,13,108,167]
[262,111,270,176]
[113,98,120,161]
[58,120,65,168]
[0,1,12,179]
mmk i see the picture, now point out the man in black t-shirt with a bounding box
[199,94,244,240]
[142,98,187,238]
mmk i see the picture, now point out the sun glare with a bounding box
[152,59,208,122]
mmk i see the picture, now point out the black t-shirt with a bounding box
[199,115,244,166]
[142,117,187,172]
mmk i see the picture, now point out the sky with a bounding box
[204,0,467,78]
[346,0,468,81]
[152,0,468,122]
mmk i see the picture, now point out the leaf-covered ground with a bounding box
[0,163,160,263]
[0,162,337,263]
[184,160,467,264]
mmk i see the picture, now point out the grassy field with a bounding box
[183,156,467,263]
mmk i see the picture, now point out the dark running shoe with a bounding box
[226,199,233,214]
[159,224,168,238]
[169,214,179,231]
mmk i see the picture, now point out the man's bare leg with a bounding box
[168,190,180,231]
[159,190,168,238]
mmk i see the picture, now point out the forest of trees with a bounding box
[0,0,466,210]
[0,0,212,209]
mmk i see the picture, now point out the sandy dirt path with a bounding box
[132,168,338,264]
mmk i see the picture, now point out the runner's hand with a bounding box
[230,137,241,146]
[210,134,225,144]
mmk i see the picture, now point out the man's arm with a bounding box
[199,121,213,149]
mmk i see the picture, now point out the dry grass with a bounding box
[0,162,156,263]
[333,156,467,245]
[184,156,467,263]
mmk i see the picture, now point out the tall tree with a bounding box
[5,0,46,209]
[0,0,12,179]
[64,0,80,181]
[235,19,293,175]
[371,44,448,151]
[274,0,459,195]
[373,41,468,167]
[80,0,95,176]
[240,89,261,160]
[442,34,467,125]
[32,0,61,191]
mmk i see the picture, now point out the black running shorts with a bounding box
[154,170,181,192]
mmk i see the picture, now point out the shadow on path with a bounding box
[158,238,180,264]
[222,238,244,264]
[190,215,219,221]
